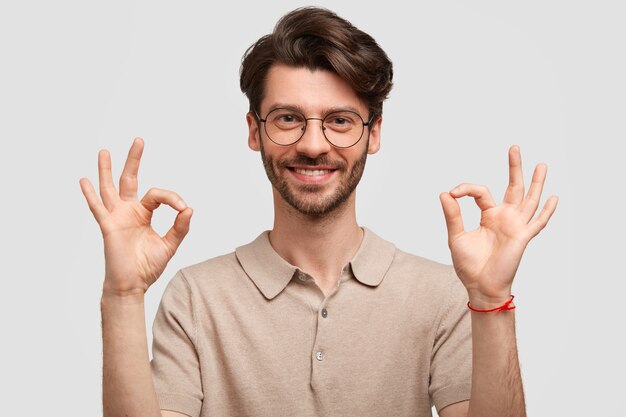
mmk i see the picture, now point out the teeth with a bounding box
[295,168,330,176]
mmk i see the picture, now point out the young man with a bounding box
[80,7,558,417]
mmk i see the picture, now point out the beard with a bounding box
[259,140,368,218]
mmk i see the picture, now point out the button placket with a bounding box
[313,303,330,365]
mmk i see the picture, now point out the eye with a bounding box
[330,117,348,125]
[269,109,305,130]
[278,114,297,123]
[270,111,301,123]
[325,112,358,131]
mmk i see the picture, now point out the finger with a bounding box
[526,195,558,239]
[519,163,548,222]
[502,145,525,205]
[98,149,119,209]
[119,137,144,200]
[439,192,465,242]
[163,207,193,253]
[79,178,109,223]
[140,187,187,213]
[449,183,496,211]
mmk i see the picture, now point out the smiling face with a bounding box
[246,64,381,218]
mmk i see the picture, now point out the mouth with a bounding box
[287,166,338,184]
[292,167,333,176]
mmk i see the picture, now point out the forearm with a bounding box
[467,308,526,417]
[101,292,162,417]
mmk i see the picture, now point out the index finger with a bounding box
[119,137,144,200]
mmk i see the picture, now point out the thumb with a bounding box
[439,192,464,242]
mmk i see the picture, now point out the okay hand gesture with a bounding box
[80,138,192,297]
[439,146,558,308]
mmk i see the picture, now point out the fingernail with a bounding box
[178,201,187,210]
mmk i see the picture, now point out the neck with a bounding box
[269,190,363,295]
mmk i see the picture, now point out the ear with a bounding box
[367,115,382,154]
[246,112,261,152]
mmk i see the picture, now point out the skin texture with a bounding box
[81,63,557,416]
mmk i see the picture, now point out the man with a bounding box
[79,7,558,417]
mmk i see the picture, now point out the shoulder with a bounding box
[390,248,457,285]
[383,244,464,305]
[369,236,467,333]
[175,251,244,291]
[180,251,240,279]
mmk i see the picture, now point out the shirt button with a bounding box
[297,272,306,281]
[315,351,325,361]
[321,308,328,318]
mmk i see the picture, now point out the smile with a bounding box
[294,168,332,176]
[287,166,337,183]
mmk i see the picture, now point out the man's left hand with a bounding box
[439,145,558,309]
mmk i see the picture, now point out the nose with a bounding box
[294,118,332,158]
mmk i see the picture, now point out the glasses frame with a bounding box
[254,107,375,149]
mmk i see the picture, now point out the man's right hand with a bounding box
[79,137,192,298]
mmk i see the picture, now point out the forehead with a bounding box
[261,64,367,115]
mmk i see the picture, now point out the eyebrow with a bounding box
[266,102,365,117]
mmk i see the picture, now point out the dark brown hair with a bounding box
[240,7,393,121]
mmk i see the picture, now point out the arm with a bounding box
[439,145,558,417]
[80,138,193,417]
[101,292,162,417]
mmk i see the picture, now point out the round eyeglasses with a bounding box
[255,107,375,149]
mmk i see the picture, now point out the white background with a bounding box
[1,0,624,416]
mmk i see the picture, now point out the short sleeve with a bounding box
[150,270,203,417]
[429,267,472,413]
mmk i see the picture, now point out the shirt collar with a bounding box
[350,227,397,287]
[235,227,396,300]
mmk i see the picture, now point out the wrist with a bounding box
[101,288,146,306]
[467,290,514,311]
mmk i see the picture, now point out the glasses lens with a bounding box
[265,109,306,145]
[323,111,364,148]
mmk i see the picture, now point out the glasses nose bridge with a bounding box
[296,116,331,153]
[303,116,326,131]
[300,116,327,138]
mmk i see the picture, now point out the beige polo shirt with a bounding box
[150,228,472,417]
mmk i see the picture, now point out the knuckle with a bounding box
[166,190,182,201]
[147,187,163,196]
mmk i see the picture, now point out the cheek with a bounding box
[341,144,369,162]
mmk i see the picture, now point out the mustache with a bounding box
[277,155,346,170]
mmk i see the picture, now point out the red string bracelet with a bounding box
[467,295,516,313]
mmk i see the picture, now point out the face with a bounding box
[246,64,381,217]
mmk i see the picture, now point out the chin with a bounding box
[282,187,353,218]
